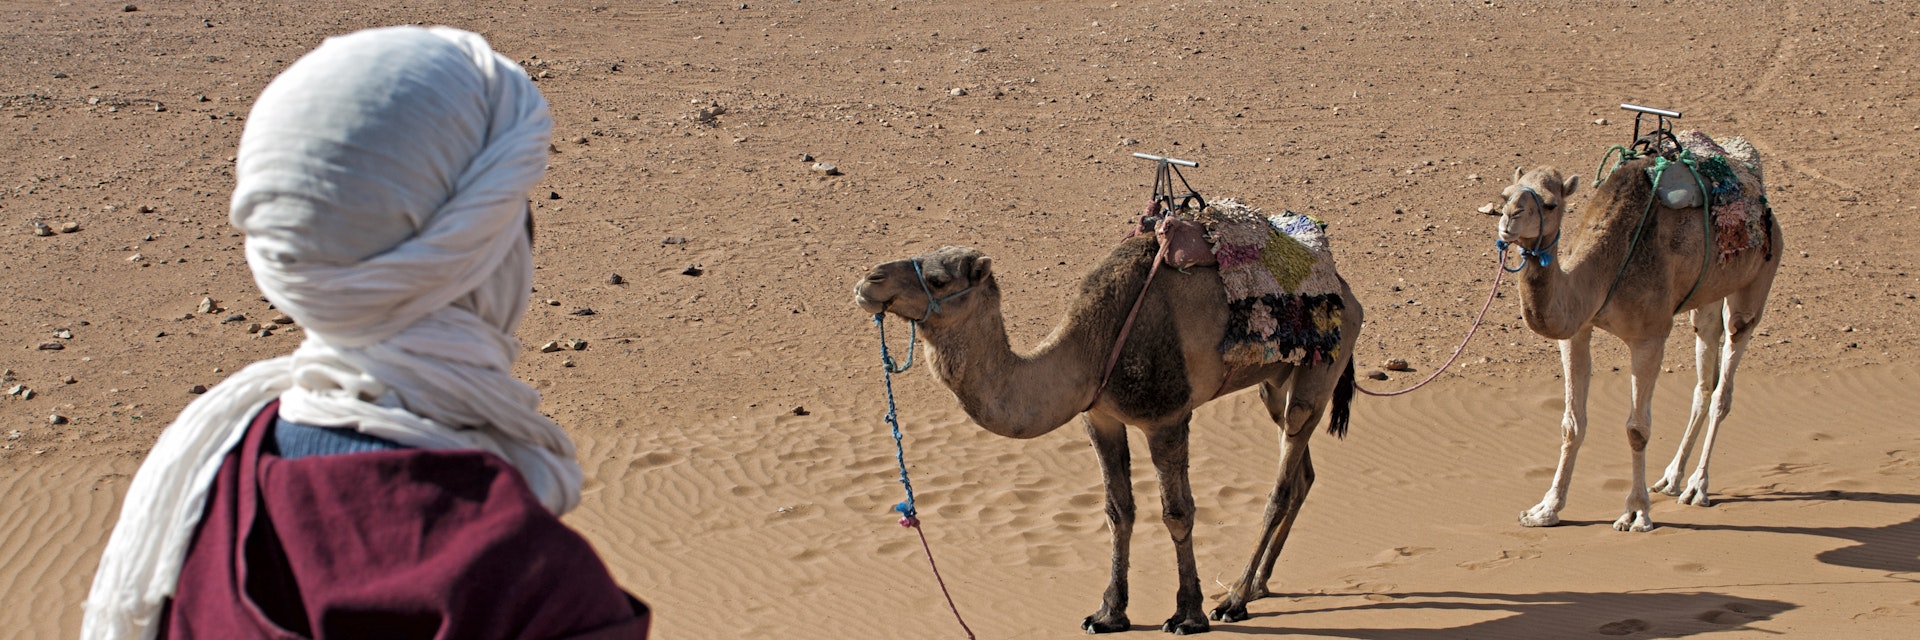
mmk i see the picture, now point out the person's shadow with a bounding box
[1216,589,1792,638]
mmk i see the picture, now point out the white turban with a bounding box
[83,26,578,640]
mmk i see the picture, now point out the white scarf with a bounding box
[83,26,577,640]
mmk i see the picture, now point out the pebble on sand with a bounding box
[189,384,208,395]
[199,297,220,314]
[32,221,54,237]
[1383,358,1412,372]
[270,314,295,325]
[539,341,564,353]
[1366,370,1389,381]
[49,414,68,425]
[608,273,625,285]
[811,162,841,176]
[60,222,80,233]
[54,329,73,339]
[37,342,64,351]
[566,338,588,351]
[682,265,704,276]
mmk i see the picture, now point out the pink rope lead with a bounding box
[1355,254,1508,397]
[904,519,975,639]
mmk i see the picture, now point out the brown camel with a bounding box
[853,236,1363,634]
[1490,155,1782,532]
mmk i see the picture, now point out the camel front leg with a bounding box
[1212,379,1321,623]
[1656,299,1724,496]
[1615,336,1667,532]
[1679,296,1764,507]
[1147,417,1209,635]
[1521,328,1593,527]
[1083,413,1136,634]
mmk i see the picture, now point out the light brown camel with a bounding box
[1490,156,1782,532]
[853,236,1363,634]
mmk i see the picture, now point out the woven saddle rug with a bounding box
[1675,129,1770,262]
[1175,199,1344,369]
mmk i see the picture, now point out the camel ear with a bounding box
[969,256,993,281]
[1513,166,1524,183]
[1562,173,1581,197]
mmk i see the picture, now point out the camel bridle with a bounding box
[1495,185,1560,272]
[909,258,976,320]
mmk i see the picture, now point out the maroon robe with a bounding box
[159,401,649,639]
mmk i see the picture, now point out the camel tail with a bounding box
[1328,356,1355,439]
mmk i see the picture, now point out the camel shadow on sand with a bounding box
[1217,589,1793,638]
[1671,490,1920,574]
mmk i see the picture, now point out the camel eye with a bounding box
[1543,203,1558,211]
[928,275,951,288]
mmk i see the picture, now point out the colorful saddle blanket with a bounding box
[1176,200,1344,368]
[1675,130,1770,262]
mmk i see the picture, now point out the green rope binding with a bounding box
[1594,144,1639,186]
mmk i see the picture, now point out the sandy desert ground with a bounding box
[3,1,1918,638]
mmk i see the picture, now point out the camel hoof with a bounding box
[1207,601,1250,623]
[1162,614,1211,635]
[1651,475,1682,496]
[1518,506,1561,528]
[1083,614,1130,634]
[1678,485,1713,507]
[1612,510,1655,532]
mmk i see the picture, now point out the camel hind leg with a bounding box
[1655,298,1725,497]
[1678,263,1776,507]
[1210,360,1343,623]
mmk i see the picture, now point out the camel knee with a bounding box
[1559,417,1585,444]
[1711,396,1734,422]
[1160,510,1194,542]
[1725,312,1761,342]
[1626,427,1649,452]
[1105,501,1136,527]
[1283,399,1319,436]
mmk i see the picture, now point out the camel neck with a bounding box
[922,288,1099,440]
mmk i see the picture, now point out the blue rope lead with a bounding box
[873,313,976,639]
[875,313,919,520]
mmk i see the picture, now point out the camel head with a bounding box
[1491,166,1581,249]
[854,245,996,325]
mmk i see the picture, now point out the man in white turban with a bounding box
[83,26,650,640]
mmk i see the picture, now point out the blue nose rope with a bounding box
[874,313,976,639]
